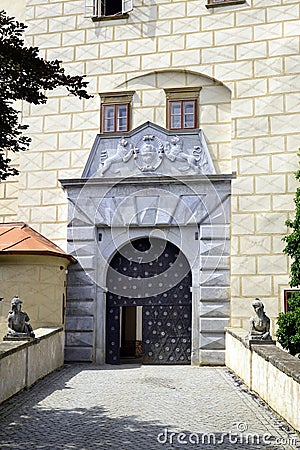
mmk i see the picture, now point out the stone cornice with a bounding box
[60,173,236,189]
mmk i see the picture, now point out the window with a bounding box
[102,103,129,133]
[164,87,201,131]
[100,91,135,133]
[168,99,197,130]
[284,290,299,312]
[206,0,246,8]
[84,0,133,18]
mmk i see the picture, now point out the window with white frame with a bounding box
[85,0,133,18]
[164,87,201,131]
[168,99,197,130]
[100,91,135,133]
[102,103,129,133]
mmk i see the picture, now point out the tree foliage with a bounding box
[277,154,300,357]
[282,154,300,287]
[276,292,300,357]
[0,10,91,180]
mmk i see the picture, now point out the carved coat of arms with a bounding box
[133,135,164,172]
[95,124,215,177]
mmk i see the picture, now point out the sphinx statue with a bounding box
[5,296,35,339]
[247,298,272,341]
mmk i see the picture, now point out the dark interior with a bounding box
[105,1,122,16]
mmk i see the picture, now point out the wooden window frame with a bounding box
[284,289,299,312]
[168,99,197,130]
[206,0,246,8]
[100,91,135,134]
[102,103,130,133]
[164,87,201,131]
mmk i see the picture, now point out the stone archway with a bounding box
[61,121,233,366]
[106,237,192,365]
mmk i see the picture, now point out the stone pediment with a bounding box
[82,122,215,179]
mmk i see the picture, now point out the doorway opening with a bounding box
[106,237,192,365]
[120,306,142,362]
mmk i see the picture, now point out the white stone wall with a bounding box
[0,1,26,223]
[0,328,64,404]
[0,0,299,324]
[0,255,69,338]
[226,328,300,432]
[0,0,26,20]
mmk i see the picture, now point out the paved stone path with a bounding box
[0,364,298,450]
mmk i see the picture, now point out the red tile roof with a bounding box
[0,223,76,263]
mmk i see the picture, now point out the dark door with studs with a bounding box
[106,237,192,365]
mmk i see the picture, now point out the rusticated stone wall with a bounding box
[0,0,299,328]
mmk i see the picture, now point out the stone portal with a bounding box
[60,122,233,365]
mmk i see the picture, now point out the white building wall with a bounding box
[0,0,26,20]
[0,0,299,327]
[0,1,27,223]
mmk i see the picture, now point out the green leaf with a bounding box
[0,10,92,179]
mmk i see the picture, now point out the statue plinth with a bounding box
[245,298,276,348]
[3,333,34,342]
[246,337,276,349]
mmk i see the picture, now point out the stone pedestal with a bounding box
[244,337,276,349]
[3,334,34,342]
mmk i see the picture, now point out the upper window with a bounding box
[206,0,246,8]
[168,99,197,130]
[164,87,201,131]
[85,0,133,19]
[102,103,129,133]
[100,91,135,133]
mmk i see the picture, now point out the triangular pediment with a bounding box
[82,121,215,179]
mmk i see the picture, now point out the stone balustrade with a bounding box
[0,327,64,404]
[225,327,300,432]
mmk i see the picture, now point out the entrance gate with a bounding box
[106,238,192,364]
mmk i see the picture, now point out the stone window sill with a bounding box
[92,13,129,22]
[206,0,246,8]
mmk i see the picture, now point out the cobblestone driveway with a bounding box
[0,364,298,450]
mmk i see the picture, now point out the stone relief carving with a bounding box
[5,296,35,339]
[98,133,211,175]
[164,136,208,173]
[133,135,164,172]
[99,138,133,176]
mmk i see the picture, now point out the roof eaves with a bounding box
[0,249,77,264]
